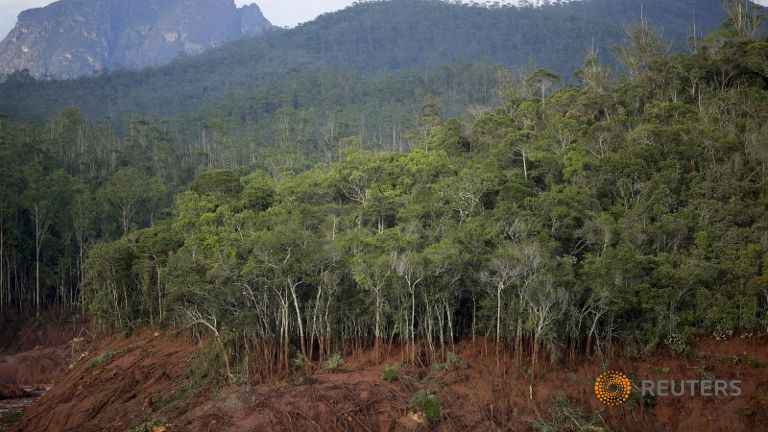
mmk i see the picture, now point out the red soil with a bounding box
[5,332,768,432]
[0,315,89,385]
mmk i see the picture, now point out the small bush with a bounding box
[529,394,609,432]
[431,363,447,372]
[446,352,460,368]
[408,391,441,423]
[85,351,115,371]
[381,364,400,382]
[292,353,307,369]
[1,410,22,423]
[324,353,344,371]
[126,418,166,432]
[750,359,766,369]
[289,373,316,387]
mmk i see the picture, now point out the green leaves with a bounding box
[190,170,244,201]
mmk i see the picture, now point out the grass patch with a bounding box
[289,373,317,387]
[84,351,115,371]
[529,394,609,432]
[408,391,441,423]
[125,418,166,432]
[750,359,766,369]
[153,342,222,413]
[446,352,460,368]
[324,353,344,371]
[1,410,23,423]
[381,364,400,382]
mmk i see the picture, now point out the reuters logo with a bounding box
[594,371,631,406]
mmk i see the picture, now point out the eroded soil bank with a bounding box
[3,328,768,432]
[0,316,89,431]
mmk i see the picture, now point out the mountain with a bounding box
[0,0,273,79]
[0,0,752,122]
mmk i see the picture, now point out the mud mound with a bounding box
[11,331,197,432]
[9,334,768,432]
[0,315,88,354]
[0,347,71,385]
[182,368,408,432]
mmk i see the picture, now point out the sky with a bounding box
[2,0,768,39]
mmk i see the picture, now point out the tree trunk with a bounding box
[35,208,42,318]
[375,286,382,362]
[522,149,528,181]
[288,280,306,357]
[496,284,502,369]
[410,286,416,363]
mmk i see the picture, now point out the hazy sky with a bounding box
[0,0,357,37]
[2,0,768,39]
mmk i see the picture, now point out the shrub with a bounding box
[446,352,460,368]
[381,364,400,382]
[408,391,441,423]
[750,359,766,369]
[292,353,307,368]
[529,394,607,432]
[85,351,115,371]
[324,353,344,370]
[289,373,316,387]
[431,363,447,372]
[126,419,166,432]
[1,410,22,423]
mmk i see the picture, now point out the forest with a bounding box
[0,1,767,386]
[0,0,735,123]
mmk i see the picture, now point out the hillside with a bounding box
[0,0,273,80]
[0,1,767,430]
[0,0,739,122]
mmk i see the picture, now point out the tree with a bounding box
[190,169,244,200]
[100,168,149,236]
[352,252,391,362]
[391,250,424,362]
[22,168,75,317]
[574,46,612,94]
[526,69,561,103]
[614,22,670,78]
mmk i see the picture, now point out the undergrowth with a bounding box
[381,364,400,382]
[1,410,23,423]
[324,353,344,371]
[84,351,115,371]
[408,390,441,423]
[529,394,609,432]
[125,418,166,432]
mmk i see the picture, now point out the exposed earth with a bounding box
[1,319,767,431]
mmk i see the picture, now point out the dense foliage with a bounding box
[0,1,766,383]
[0,0,738,123]
[76,12,768,377]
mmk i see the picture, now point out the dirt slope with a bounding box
[8,333,768,432]
[11,330,196,432]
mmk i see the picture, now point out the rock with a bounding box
[239,4,273,37]
[396,410,427,431]
[0,0,274,79]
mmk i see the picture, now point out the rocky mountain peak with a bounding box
[0,0,273,79]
